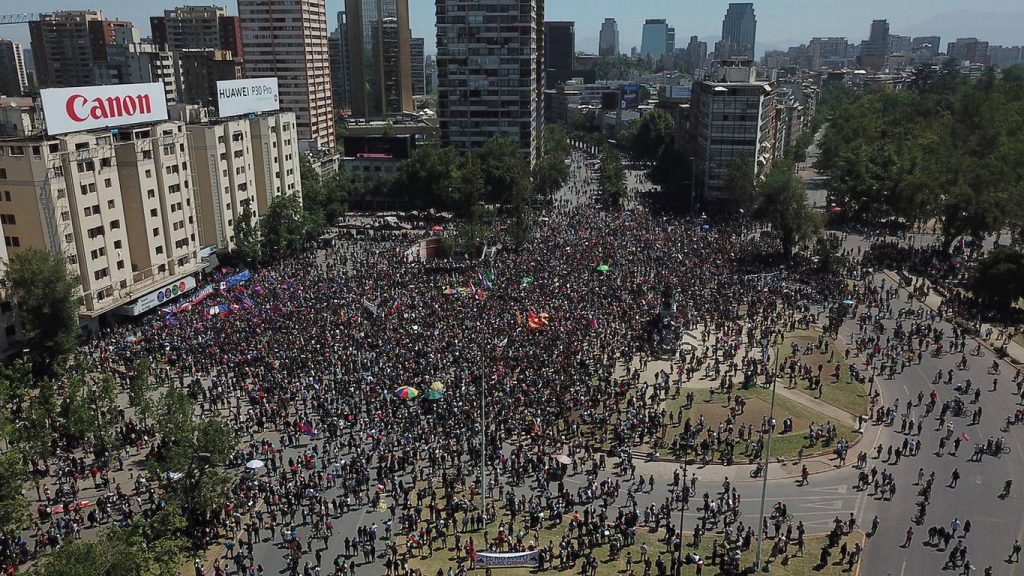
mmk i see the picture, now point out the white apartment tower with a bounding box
[187,112,300,250]
[238,0,335,151]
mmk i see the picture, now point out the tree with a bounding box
[533,125,571,200]
[0,450,29,534]
[5,248,81,375]
[232,198,262,264]
[38,511,187,576]
[625,109,674,164]
[261,193,307,258]
[599,146,627,208]
[757,160,821,258]
[441,153,485,218]
[195,419,238,467]
[127,357,156,426]
[969,247,1024,309]
[723,155,759,213]
[475,137,532,209]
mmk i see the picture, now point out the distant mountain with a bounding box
[902,10,1024,46]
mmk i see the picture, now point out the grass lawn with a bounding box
[405,518,865,576]
[776,329,869,418]
[658,384,858,462]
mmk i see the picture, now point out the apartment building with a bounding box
[249,113,301,212]
[0,40,28,96]
[690,60,777,207]
[186,111,300,250]
[238,0,335,151]
[29,11,134,88]
[151,5,244,59]
[0,124,202,316]
[436,0,545,164]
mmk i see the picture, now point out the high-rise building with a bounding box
[238,0,335,151]
[0,40,28,96]
[345,0,413,119]
[889,35,912,54]
[410,37,425,96]
[599,18,619,57]
[808,37,848,69]
[329,11,353,110]
[989,45,1022,68]
[151,5,244,59]
[545,22,575,86]
[29,11,134,88]
[720,3,756,60]
[666,27,676,55]
[858,19,889,71]
[640,19,670,59]
[186,112,301,250]
[424,55,436,93]
[911,36,941,57]
[175,49,243,106]
[691,60,777,207]
[947,38,991,66]
[436,0,544,163]
[685,35,707,76]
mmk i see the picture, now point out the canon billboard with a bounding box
[40,83,169,136]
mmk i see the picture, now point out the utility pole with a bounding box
[754,332,782,572]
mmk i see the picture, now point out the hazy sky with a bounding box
[4,0,1023,57]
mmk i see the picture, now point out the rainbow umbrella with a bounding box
[394,386,420,399]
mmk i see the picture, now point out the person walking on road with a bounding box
[903,527,914,548]
[949,469,961,488]
[1010,539,1022,563]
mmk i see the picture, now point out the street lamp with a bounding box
[689,157,697,216]
[753,331,783,572]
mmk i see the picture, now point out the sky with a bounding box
[4,0,1024,57]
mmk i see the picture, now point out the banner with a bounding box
[41,82,168,135]
[476,551,538,568]
[217,77,280,117]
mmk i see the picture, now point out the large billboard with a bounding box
[40,83,168,136]
[217,78,280,117]
[622,84,641,108]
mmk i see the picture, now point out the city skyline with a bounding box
[3,0,1024,59]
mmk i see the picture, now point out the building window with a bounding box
[93,268,108,280]
[9,146,24,156]
[148,189,156,199]
[153,227,160,237]
[104,178,112,188]
[3,191,9,201]
[0,214,15,225]
[145,169,152,178]
[107,200,115,209]
[113,240,121,249]
[116,260,124,270]
[150,208,158,218]
[156,245,163,255]
[0,168,7,179]
[109,220,120,229]
[3,236,19,247]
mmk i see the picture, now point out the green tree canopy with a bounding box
[757,160,821,258]
[623,108,675,164]
[723,155,759,213]
[969,247,1024,309]
[5,247,81,375]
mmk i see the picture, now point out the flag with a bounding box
[496,336,508,347]
[300,422,314,436]
[388,299,401,314]
[527,311,549,329]
[475,288,485,301]
[480,275,493,290]
[589,316,598,330]
[521,276,533,288]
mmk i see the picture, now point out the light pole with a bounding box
[479,353,487,522]
[753,331,782,572]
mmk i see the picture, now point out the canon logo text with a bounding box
[65,93,154,123]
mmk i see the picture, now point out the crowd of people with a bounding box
[6,144,1021,576]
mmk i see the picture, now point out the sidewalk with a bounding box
[881,269,1024,367]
